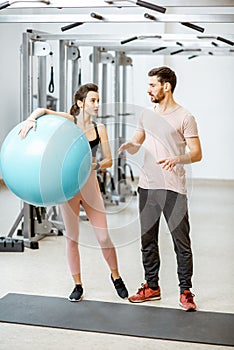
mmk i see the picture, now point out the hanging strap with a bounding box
[48,51,54,93]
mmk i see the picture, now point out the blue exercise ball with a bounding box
[0,115,92,206]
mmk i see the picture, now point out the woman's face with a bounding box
[82,91,99,117]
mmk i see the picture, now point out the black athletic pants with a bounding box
[138,187,193,293]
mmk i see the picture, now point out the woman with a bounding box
[19,83,128,302]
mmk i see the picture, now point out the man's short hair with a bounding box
[148,66,177,93]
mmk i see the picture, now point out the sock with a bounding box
[180,288,190,294]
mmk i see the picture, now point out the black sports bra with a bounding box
[89,122,100,157]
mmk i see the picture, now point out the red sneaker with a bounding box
[128,283,161,303]
[180,290,197,311]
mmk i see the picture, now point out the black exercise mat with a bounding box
[0,293,233,346]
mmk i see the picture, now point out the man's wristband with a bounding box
[94,162,101,170]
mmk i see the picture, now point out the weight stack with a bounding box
[0,236,24,252]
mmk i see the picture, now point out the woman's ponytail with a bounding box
[70,103,79,116]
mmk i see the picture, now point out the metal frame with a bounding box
[1,0,234,25]
[58,40,81,111]
[2,0,234,8]
[1,13,234,23]
[1,1,233,57]
[25,32,234,57]
[7,32,82,249]
[89,47,134,202]
[7,204,64,249]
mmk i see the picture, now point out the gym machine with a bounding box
[1,31,81,251]
[1,30,138,251]
[90,48,137,204]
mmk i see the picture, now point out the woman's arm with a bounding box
[94,123,113,169]
[19,108,74,139]
[27,108,73,122]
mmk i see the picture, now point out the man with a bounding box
[118,66,202,311]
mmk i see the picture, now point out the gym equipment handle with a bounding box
[90,12,104,20]
[181,22,205,33]
[217,36,234,46]
[144,13,156,20]
[152,46,167,53]
[130,169,135,182]
[0,1,10,10]
[121,36,138,45]
[170,49,184,55]
[136,0,166,14]
[61,22,84,32]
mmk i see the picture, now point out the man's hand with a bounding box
[157,157,178,171]
[118,141,141,154]
[118,130,145,155]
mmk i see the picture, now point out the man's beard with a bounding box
[152,97,159,103]
[150,95,160,103]
[149,91,165,103]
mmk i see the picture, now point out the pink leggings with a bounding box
[59,170,118,275]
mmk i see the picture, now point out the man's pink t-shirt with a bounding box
[136,105,199,194]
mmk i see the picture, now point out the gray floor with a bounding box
[0,179,234,350]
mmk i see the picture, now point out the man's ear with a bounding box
[164,82,170,92]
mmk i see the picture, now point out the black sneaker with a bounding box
[111,275,128,299]
[68,284,83,302]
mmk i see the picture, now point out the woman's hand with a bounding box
[92,162,97,170]
[18,118,36,139]
[92,162,101,171]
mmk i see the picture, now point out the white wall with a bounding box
[0,15,234,180]
[0,24,26,145]
[164,20,234,180]
[165,55,234,180]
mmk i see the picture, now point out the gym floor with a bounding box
[0,179,233,350]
